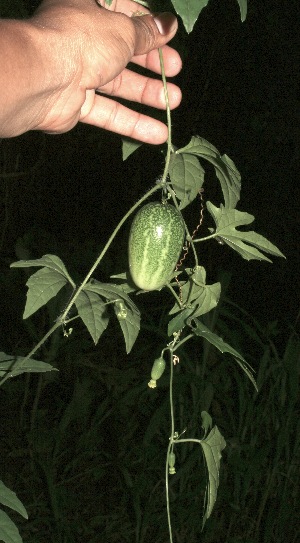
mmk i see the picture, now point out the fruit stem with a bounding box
[158,48,172,185]
[167,283,182,307]
[158,49,199,269]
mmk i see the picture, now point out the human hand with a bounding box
[28,0,182,143]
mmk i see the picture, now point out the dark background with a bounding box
[1,0,299,328]
[0,1,299,542]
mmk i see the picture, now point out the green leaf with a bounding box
[0,481,28,519]
[0,510,23,543]
[10,255,74,318]
[110,272,138,293]
[205,202,285,261]
[190,319,258,390]
[233,357,258,392]
[177,137,241,208]
[114,300,140,354]
[23,267,68,319]
[201,411,213,437]
[168,267,221,335]
[170,0,247,31]
[171,0,209,33]
[191,320,244,358]
[10,254,72,282]
[83,281,140,353]
[75,291,109,345]
[169,152,204,209]
[201,426,226,525]
[0,352,58,379]
[236,0,247,22]
[122,138,142,160]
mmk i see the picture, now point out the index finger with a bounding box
[132,45,182,77]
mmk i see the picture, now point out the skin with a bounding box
[0,0,182,143]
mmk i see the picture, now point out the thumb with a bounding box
[131,12,178,56]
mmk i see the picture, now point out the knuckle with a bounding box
[133,15,158,54]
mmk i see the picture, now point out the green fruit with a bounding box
[148,356,166,388]
[128,202,185,291]
[168,452,176,474]
[151,356,166,380]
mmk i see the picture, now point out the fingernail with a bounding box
[153,12,177,35]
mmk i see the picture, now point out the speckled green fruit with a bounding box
[128,202,185,291]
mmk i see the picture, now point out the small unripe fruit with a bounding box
[168,452,176,474]
[148,356,166,388]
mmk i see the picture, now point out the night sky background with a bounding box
[0,1,299,542]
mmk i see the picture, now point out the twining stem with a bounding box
[167,283,182,307]
[185,230,199,267]
[159,48,199,273]
[165,348,175,543]
[173,333,194,351]
[156,51,176,542]
[159,48,173,185]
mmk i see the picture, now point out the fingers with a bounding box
[81,94,170,144]
[130,13,178,56]
[98,70,182,110]
[38,1,178,58]
[99,0,178,55]
[29,0,182,140]
[132,45,182,77]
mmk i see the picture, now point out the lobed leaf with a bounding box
[83,281,140,353]
[191,319,258,390]
[191,319,245,359]
[122,137,142,160]
[201,426,226,525]
[23,267,68,319]
[10,254,74,318]
[171,0,247,32]
[0,352,58,380]
[171,0,209,33]
[10,254,72,281]
[114,301,140,354]
[75,290,109,345]
[168,267,221,335]
[169,152,205,209]
[201,411,213,437]
[206,202,285,261]
[177,136,241,208]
